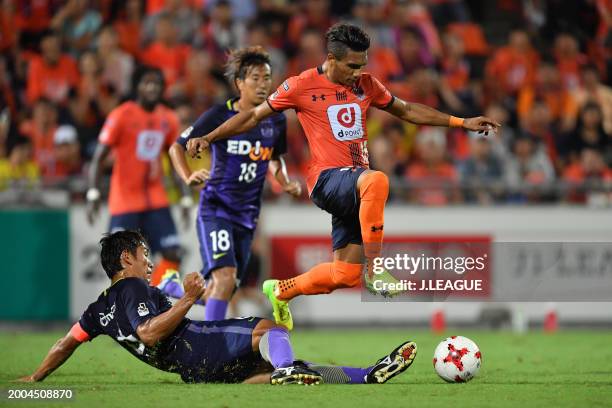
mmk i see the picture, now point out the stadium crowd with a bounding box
[0,0,611,205]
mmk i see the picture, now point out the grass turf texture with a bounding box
[1,329,612,408]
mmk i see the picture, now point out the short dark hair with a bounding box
[100,230,148,279]
[224,46,271,87]
[325,23,370,59]
[131,65,165,98]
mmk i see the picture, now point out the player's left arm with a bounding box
[269,156,302,198]
[383,97,501,133]
[267,114,301,197]
[16,328,84,382]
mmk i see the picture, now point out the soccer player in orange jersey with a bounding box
[187,24,500,329]
[87,66,188,286]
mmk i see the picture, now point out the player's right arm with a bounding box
[186,101,275,157]
[86,108,122,225]
[187,76,300,157]
[135,272,205,347]
[16,323,90,382]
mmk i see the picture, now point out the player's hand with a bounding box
[183,272,205,302]
[186,168,210,186]
[14,375,35,383]
[85,188,101,226]
[283,180,302,198]
[462,116,501,136]
[187,136,210,158]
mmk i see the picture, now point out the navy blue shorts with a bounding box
[173,317,266,383]
[196,215,254,286]
[109,207,179,254]
[310,167,367,251]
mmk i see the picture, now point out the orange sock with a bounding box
[276,261,363,301]
[359,171,389,259]
[150,258,179,286]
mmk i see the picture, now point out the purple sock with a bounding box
[341,366,371,384]
[204,298,228,321]
[264,328,294,368]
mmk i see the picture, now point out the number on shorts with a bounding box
[238,162,257,183]
[210,229,230,252]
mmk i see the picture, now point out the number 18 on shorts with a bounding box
[196,216,254,283]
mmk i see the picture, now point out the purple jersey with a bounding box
[77,278,189,374]
[176,99,287,229]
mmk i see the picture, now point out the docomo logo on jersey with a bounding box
[227,140,274,161]
[327,103,363,141]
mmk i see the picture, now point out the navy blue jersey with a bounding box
[176,99,287,230]
[76,277,265,383]
[78,278,190,375]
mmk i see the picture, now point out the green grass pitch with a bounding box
[1,329,612,408]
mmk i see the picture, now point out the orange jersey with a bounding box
[99,101,179,215]
[267,67,393,193]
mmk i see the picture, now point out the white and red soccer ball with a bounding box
[433,336,482,383]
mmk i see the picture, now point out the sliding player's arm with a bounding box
[187,102,275,157]
[135,272,204,347]
[384,97,501,132]
[16,330,83,382]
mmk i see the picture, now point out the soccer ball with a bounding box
[433,336,481,383]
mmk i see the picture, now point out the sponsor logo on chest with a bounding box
[326,103,364,141]
[227,140,274,161]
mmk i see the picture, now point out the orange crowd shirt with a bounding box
[267,66,394,193]
[99,101,179,215]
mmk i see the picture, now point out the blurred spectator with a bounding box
[51,0,103,58]
[459,133,504,204]
[428,0,470,27]
[553,33,588,91]
[168,50,228,112]
[486,29,539,97]
[393,26,436,78]
[519,100,558,167]
[69,51,119,133]
[504,135,555,202]
[0,0,17,54]
[563,148,612,204]
[201,0,246,62]
[482,103,514,161]
[114,0,143,57]
[0,137,40,190]
[49,124,82,180]
[563,102,609,163]
[439,32,470,96]
[142,0,200,46]
[141,15,192,87]
[392,0,442,58]
[517,62,577,132]
[19,98,58,176]
[369,133,403,201]
[97,26,134,97]
[26,34,80,106]
[405,128,460,206]
[14,0,59,50]
[287,28,326,77]
[349,0,395,49]
[573,64,612,135]
[287,0,333,47]
[205,0,257,23]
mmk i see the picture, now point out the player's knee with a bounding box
[360,171,389,199]
[331,260,362,288]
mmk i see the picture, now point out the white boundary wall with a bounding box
[70,205,612,324]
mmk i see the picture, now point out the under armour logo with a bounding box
[312,94,326,102]
[371,225,384,232]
